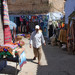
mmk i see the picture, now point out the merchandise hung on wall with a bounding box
[9,15,49,37]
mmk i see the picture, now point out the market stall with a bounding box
[0,41,26,74]
[0,0,26,74]
[67,11,75,54]
[9,15,49,37]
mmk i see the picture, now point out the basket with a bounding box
[16,36,23,41]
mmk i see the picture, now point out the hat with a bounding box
[35,25,40,29]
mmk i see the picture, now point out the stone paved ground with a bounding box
[0,37,75,75]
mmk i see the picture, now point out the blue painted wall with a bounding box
[65,0,75,24]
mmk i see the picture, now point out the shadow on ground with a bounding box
[36,40,75,75]
[27,59,38,64]
[0,65,20,75]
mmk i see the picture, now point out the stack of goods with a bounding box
[0,42,26,68]
[25,34,30,39]
[16,34,25,37]
[0,42,18,58]
[16,35,23,41]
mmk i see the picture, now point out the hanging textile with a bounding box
[3,0,12,44]
[3,0,10,25]
[58,29,67,43]
[4,25,12,44]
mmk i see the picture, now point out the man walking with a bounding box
[29,25,46,65]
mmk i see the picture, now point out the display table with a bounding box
[0,59,7,71]
[0,42,26,75]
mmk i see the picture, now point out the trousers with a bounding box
[33,46,42,62]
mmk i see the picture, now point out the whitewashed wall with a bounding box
[0,14,4,45]
[65,0,75,24]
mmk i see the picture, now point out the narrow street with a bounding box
[0,38,75,75]
[0,0,75,75]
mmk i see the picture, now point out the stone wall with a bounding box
[7,0,49,14]
[7,0,65,14]
[49,0,65,13]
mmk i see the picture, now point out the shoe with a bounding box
[33,57,36,60]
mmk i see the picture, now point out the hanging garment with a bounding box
[16,17,21,26]
[4,25,12,44]
[20,17,23,22]
[3,0,10,25]
[21,24,25,33]
[26,25,29,33]
[70,20,75,50]
[23,19,26,26]
[49,24,53,38]
[58,29,67,43]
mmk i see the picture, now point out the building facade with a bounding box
[65,0,75,24]
[7,0,65,15]
[7,0,49,14]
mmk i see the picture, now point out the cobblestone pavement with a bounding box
[0,38,75,75]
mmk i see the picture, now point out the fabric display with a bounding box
[67,19,75,53]
[3,0,10,25]
[1,44,18,50]
[9,15,49,37]
[20,17,23,22]
[0,41,25,56]
[0,42,26,68]
[58,29,67,43]
[0,45,13,57]
[16,34,25,37]
[0,42,18,56]
[4,25,12,44]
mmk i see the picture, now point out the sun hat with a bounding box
[35,25,40,29]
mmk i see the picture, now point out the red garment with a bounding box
[26,22,28,25]
[26,25,29,33]
[20,17,23,22]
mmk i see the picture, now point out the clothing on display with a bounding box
[49,24,53,38]
[9,15,49,36]
[58,29,67,43]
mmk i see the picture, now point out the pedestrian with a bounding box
[29,25,46,65]
[48,20,53,44]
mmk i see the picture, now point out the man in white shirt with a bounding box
[29,25,46,65]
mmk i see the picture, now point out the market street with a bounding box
[0,37,75,75]
[0,0,75,75]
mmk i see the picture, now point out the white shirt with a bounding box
[29,31,45,48]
